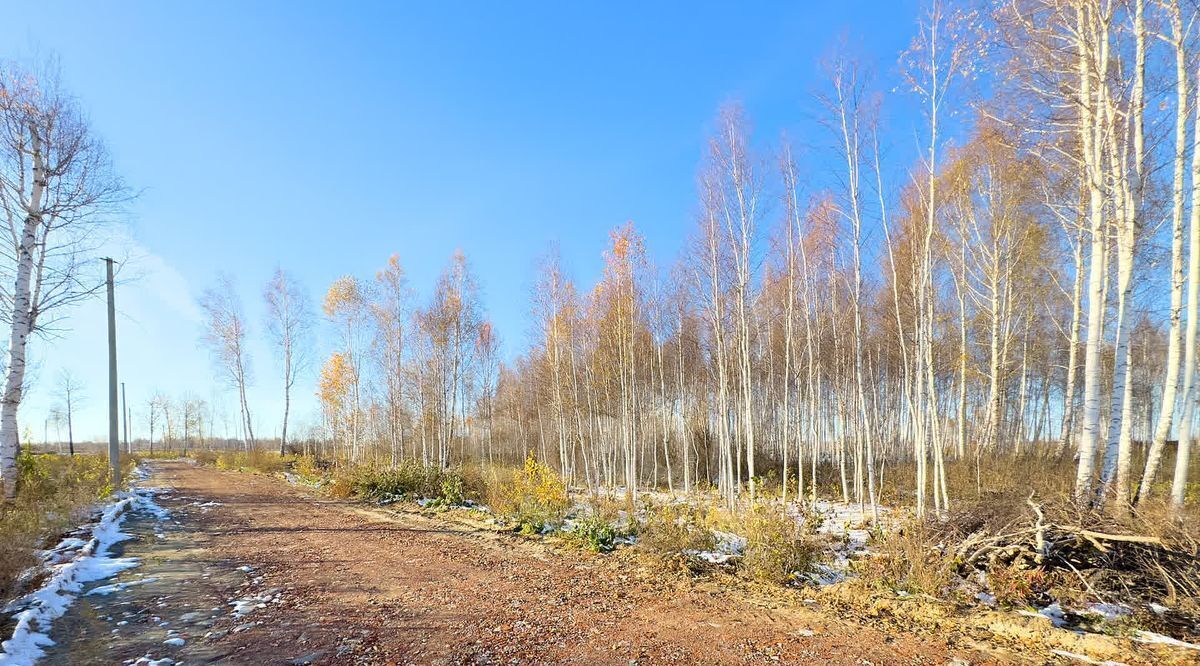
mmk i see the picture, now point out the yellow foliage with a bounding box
[513,452,568,511]
[317,351,352,410]
[489,453,568,532]
[323,275,363,318]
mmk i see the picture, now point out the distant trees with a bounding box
[322,275,367,460]
[371,256,410,464]
[416,251,484,468]
[162,0,1199,523]
[55,370,84,456]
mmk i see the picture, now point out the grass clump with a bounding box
[333,460,482,506]
[194,449,289,475]
[856,518,958,598]
[636,501,718,558]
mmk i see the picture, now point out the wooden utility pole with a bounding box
[105,258,120,487]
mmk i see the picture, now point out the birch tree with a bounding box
[200,275,256,450]
[264,268,312,455]
[371,255,411,465]
[0,64,126,498]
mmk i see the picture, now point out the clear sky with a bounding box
[0,0,926,442]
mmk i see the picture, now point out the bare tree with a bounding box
[371,255,411,465]
[55,369,84,456]
[200,275,255,450]
[146,394,162,455]
[264,268,312,455]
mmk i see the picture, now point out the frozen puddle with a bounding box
[0,481,171,666]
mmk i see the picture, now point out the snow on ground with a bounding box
[683,530,747,564]
[786,499,890,585]
[0,471,171,666]
[1134,631,1200,651]
[85,577,160,597]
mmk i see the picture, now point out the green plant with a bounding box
[569,515,619,552]
[327,460,483,506]
[440,475,465,506]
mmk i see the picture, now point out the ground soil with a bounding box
[29,461,1052,664]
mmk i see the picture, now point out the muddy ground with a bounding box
[22,461,1045,665]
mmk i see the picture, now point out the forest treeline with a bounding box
[203,0,1196,518]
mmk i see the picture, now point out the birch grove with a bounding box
[289,0,1199,520]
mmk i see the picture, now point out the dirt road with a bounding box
[40,460,1006,665]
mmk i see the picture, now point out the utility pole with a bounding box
[121,381,129,454]
[105,258,120,487]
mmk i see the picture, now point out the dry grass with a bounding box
[635,499,827,584]
[854,486,1200,642]
[193,448,290,475]
[635,500,718,557]
[0,451,132,600]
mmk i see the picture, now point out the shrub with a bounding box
[988,562,1055,608]
[855,519,957,597]
[329,460,483,506]
[491,453,569,533]
[636,501,718,556]
[292,454,324,482]
[736,505,826,584]
[196,449,290,475]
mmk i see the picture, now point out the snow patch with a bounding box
[682,529,746,564]
[1016,603,1067,627]
[1134,630,1200,651]
[86,577,159,596]
[228,594,271,617]
[1083,603,1131,621]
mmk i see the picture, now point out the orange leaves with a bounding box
[598,221,647,315]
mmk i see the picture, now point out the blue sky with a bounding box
[1,1,925,442]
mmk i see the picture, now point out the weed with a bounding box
[568,514,619,552]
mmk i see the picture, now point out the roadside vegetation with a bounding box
[0,451,133,600]
[184,444,1200,657]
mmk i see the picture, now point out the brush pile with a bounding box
[879,490,1200,640]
